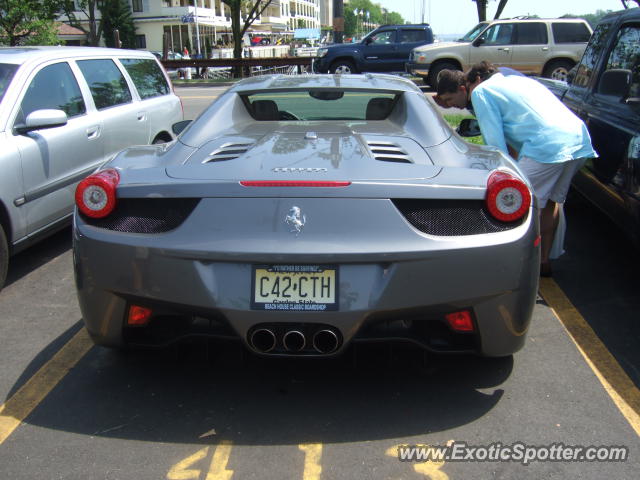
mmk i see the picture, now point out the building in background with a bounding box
[61,0,323,54]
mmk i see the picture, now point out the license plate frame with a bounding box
[251,265,339,311]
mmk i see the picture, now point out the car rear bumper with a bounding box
[74,199,539,357]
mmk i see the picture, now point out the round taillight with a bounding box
[75,169,120,218]
[485,171,531,222]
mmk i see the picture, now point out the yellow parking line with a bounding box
[539,278,640,437]
[0,328,93,445]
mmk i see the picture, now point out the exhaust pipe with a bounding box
[283,330,306,352]
[313,329,339,354]
[250,328,276,353]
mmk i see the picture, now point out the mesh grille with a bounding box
[392,199,525,236]
[83,198,200,233]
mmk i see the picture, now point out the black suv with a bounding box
[538,8,640,245]
[313,24,434,74]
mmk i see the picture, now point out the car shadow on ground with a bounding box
[555,191,640,387]
[11,336,513,445]
[5,226,72,289]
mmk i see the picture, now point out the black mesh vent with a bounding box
[392,199,525,236]
[83,198,200,233]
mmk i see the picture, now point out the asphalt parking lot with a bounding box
[0,85,638,479]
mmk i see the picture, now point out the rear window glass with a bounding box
[243,90,398,121]
[552,23,592,43]
[399,29,428,43]
[120,58,170,99]
[77,59,132,110]
[515,23,548,45]
[0,63,18,103]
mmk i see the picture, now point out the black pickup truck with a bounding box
[538,8,640,245]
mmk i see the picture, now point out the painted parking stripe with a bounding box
[539,277,640,437]
[0,328,93,445]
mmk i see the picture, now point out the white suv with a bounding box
[407,17,593,88]
[0,47,183,291]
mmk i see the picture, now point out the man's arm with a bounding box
[470,89,510,156]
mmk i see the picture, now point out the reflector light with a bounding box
[445,311,474,332]
[485,171,531,222]
[534,235,541,247]
[240,180,351,187]
[75,169,120,218]
[128,305,153,326]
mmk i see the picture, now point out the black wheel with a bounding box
[330,60,357,75]
[543,60,574,82]
[428,61,460,90]
[0,224,8,292]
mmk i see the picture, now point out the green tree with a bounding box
[221,0,274,60]
[102,0,136,48]
[61,0,103,46]
[473,0,509,22]
[561,9,613,28]
[0,0,65,46]
[344,1,404,37]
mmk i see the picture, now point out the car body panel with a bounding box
[73,74,540,357]
[407,18,592,85]
[536,9,640,244]
[0,46,182,265]
[315,25,434,74]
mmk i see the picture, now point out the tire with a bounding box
[543,60,574,82]
[330,60,357,75]
[0,224,8,293]
[428,61,460,90]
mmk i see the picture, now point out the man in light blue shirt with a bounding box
[465,62,597,276]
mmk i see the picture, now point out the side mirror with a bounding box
[172,120,192,135]
[598,69,631,97]
[457,118,481,137]
[364,37,373,45]
[15,109,68,134]
[472,37,485,47]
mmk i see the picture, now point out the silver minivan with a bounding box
[0,47,183,290]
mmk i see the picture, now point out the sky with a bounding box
[376,0,629,35]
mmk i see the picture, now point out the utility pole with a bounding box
[333,0,344,43]
[194,0,202,56]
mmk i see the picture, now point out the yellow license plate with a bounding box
[251,265,338,311]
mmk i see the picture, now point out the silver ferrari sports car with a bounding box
[73,74,540,357]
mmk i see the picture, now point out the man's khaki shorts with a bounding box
[518,157,586,208]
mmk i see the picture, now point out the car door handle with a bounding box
[137,112,147,121]
[542,47,549,51]
[497,47,510,52]
[86,126,100,139]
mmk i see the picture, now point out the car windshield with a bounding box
[243,90,399,121]
[458,22,489,42]
[0,63,18,103]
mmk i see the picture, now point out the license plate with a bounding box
[251,265,338,311]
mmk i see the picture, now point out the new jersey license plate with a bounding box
[251,265,338,311]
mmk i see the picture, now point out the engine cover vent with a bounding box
[367,140,412,163]
[203,143,254,163]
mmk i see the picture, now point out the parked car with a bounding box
[73,74,539,357]
[407,17,593,89]
[537,8,640,246]
[0,46,183,291]
[313,24,434,74]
